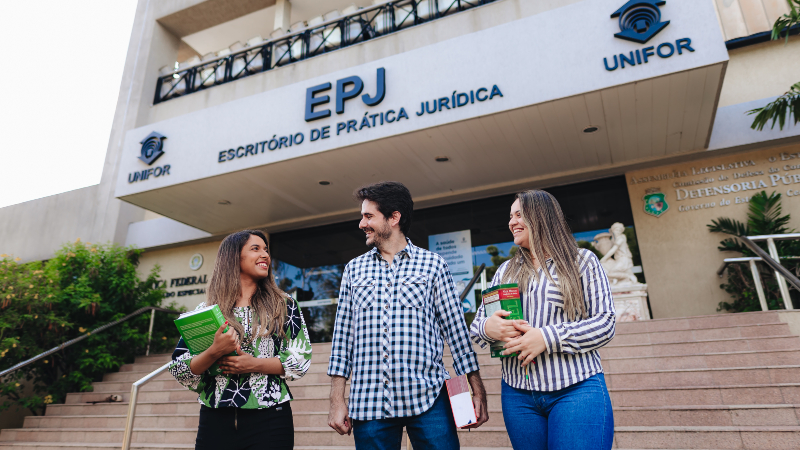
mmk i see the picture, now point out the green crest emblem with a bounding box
[643,188,669,217]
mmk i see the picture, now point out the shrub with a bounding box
[0,240,181,415]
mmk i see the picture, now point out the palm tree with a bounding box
[748,0,800,131]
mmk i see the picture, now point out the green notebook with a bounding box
[174,304,233,376]
[482,284,524,358]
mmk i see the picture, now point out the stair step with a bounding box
[88,365,800,400]
[0,427,513,447]
[605,365,800,389]
[610,323,792,345]
[614,425,800,449]
[598,335,800,358]
[603,349,800,372]
[614,311,784,334]
[609,383,800,407]
[45,401,200,417]
[614,404,800,427]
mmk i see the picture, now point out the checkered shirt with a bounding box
[327,239,480,421]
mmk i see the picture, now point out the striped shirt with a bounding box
[470,249,616,391]
[328,239,480,421]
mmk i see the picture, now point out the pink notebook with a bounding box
[445,375,477,428]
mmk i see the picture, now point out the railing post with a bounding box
[767,238,794,310]
[153,77,163,105]
[749,259,769,312]
[121,384,139,450]
[146,309,156,356]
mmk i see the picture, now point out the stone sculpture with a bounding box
[595,222,639,285]
[593,222,650,321]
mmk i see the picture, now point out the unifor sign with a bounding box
[128,131,172,183]
[604,0,695,72]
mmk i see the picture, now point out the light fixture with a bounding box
[318,180,331,186]
[583,126,599,134]
[435,156,450,162]
[218,200,231,205]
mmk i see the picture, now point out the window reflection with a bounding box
[272,259,344,343]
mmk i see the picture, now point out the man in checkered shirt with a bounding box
[327,181,488,449]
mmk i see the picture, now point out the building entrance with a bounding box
[271,176,641,343]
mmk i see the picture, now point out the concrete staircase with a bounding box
[1,310,800,449]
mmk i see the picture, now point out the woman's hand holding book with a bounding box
[189,322,239,375]
[502,322,545,366]
[485,310,529,342]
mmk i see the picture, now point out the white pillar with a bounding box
[274,0,292,32]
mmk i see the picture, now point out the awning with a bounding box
[116,0,729,234]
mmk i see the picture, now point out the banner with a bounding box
[429,230,475,313]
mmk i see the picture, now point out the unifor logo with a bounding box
[611,0,670,44]
[139,131,166,165]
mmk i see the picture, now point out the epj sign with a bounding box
[305,68,386,122]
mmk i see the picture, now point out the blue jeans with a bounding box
[352,388,459,450]
[501,374,613,450]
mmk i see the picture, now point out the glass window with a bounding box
[272,259,344,343]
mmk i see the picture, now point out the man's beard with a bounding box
[365,222,392,247]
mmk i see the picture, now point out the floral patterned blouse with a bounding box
[169,298,312,409]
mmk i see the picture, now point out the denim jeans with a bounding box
[501,373,614,450]
[352,388,460,450]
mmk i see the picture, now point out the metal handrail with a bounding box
[460,263,486,302]
[121,361,173,450]
[155,0,496,104]
[159,0,406,77]
[0,306,180,378]
[739,235,800,309]
[716,233,800,311]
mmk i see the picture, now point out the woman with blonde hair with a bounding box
[169,230,312,450]
[470,190,616,450]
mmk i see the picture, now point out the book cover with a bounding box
[174,304,232,376]
[481,284,524,358]
[445,374,477,428]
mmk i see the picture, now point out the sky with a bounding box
[0,0,139,208]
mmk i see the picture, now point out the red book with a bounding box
[446,375,477,428]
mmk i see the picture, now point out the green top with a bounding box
[169,299,312,409]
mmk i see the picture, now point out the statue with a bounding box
[595,223,638,285]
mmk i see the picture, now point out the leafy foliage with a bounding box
[748,0,800,131]
[0,240,181,416]
[708,191,800,312]
[748,82,800,131]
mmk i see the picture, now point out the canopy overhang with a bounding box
[117,0,729,234]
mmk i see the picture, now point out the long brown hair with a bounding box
[207,230,287,343]
[502,190,586,321]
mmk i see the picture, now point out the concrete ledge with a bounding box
[124,217,211,250]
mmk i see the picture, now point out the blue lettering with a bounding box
[677,38,695,54]
[305,82,331,122]
[657,42,674,58]
[620,52,636,68]
[604,55,619,71]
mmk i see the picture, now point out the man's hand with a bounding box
[484,310,528,342]
[328,376,351,435]
[218,345,256,375]
[503,322,546,366]
[463,371,489,429]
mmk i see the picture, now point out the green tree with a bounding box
[708,191,800,312]
[0,240,179,415]
[748,0,800,131]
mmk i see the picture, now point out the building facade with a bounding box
[1,0,799,332]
